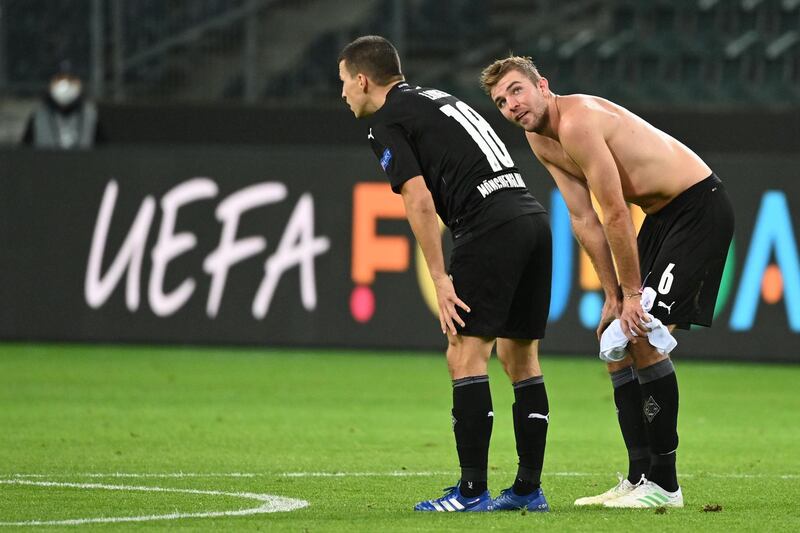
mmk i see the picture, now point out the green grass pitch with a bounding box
[1,343,798,531]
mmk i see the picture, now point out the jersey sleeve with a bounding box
[369,123,422,194]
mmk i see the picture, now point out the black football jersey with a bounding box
[366,82,545,246]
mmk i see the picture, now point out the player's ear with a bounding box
[538,77,550,95]
[357,73,368,93]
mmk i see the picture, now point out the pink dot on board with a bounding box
[350,285,375,323]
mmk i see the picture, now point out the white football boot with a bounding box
[603,479,684,508]
[574,474,642,506]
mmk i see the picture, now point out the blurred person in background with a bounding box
[21,61,103,149]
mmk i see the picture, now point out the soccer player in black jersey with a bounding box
[339,36,553,513]
[482,56,734,508]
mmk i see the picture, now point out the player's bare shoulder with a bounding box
[558,94,623,141]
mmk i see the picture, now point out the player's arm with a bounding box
[530,144,621,338]
[557,116,648,339]
[400,175,470,335]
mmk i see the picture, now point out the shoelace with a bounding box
[436,486,459,501]
[615,472,646,490]
[625,476,650,496]
[496,488,512,499]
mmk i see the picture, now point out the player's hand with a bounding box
[619,296,650,343]
[596,294,621,341]
[432,273,471,335]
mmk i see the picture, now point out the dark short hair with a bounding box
[338,35,404,86]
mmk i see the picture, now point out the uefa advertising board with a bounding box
[0,147,797,361]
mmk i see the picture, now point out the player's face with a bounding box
[491,70,549,133]
[339,60,368,118]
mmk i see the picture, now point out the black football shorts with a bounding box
[448,212,552,339]
[638,174,735,329]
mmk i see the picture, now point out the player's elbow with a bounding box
[405,195,435,216]
[569,210,600,232]
[402,187,435,214]
[602,208,631,227]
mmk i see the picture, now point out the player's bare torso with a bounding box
[527,95,711,214]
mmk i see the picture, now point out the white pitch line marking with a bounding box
[5,471,797,480]
[276,471,800,480]
[0,479,308,527]
[8,472,259,479]
[279,471,454,478]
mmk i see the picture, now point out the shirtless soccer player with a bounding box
[481,56,734,508]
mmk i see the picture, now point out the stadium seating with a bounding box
[2,0,797,107]
[5,0,92,87]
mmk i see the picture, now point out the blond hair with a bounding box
[480,56,542,95]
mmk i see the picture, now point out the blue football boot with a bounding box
[492,486,550,512]
[413,483,493,512]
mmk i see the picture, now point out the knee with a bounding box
[497,344,540,383]
[628,342,668,369]
[503,360,534,385]
[497,355,513,377]
[606,356,634,373]
[446,335,492,379]
[499,356,527,382]
[446,335,470,378]
[446,334,463,364]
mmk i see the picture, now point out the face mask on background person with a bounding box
[49,77,82,108]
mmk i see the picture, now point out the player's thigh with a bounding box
[501,213,552,340]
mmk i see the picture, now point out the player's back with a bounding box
[567,95,712,212]
[367,82,544,246]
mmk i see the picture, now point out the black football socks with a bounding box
[452,375,493,497]
[637,358,680,492]
[610,366,651,484]
[511,375,549,496]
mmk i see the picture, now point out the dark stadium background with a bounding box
[1,0,798,361]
